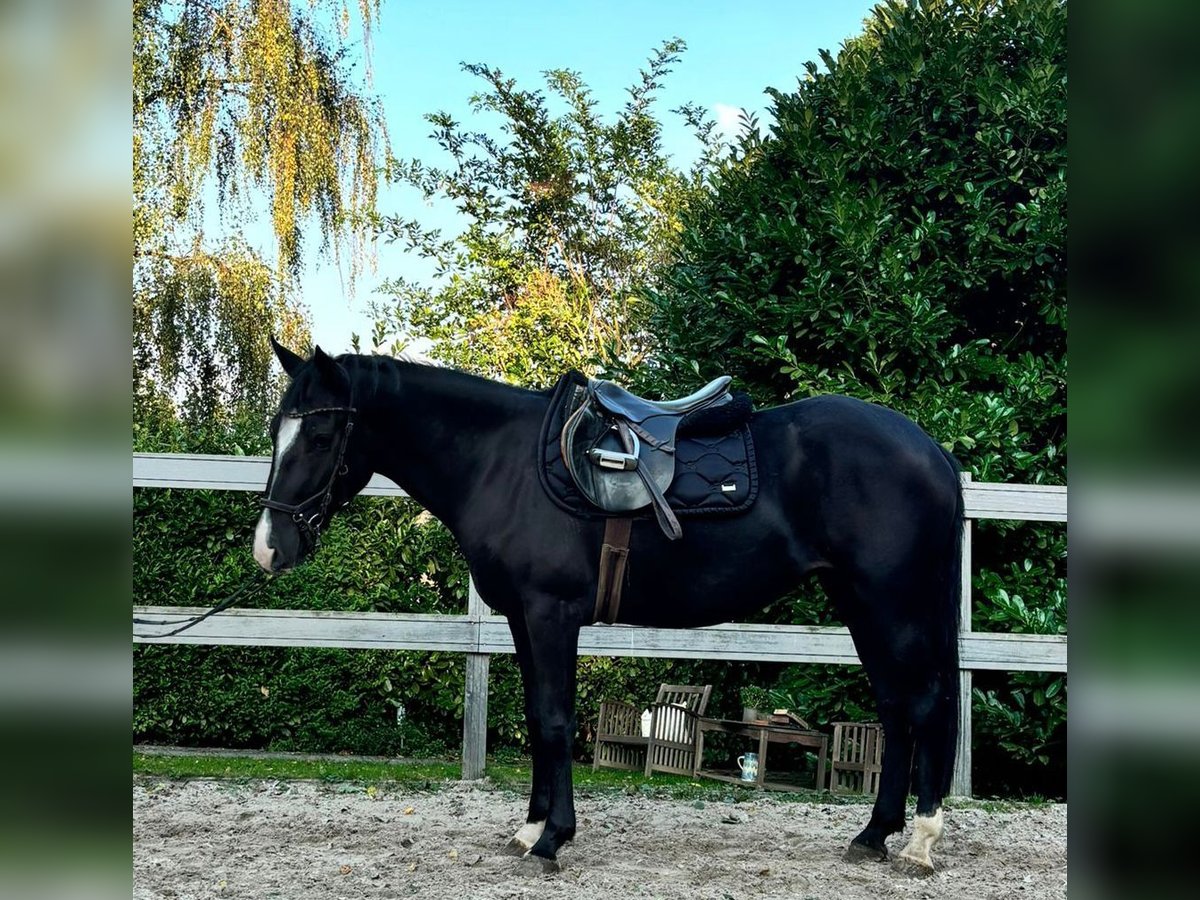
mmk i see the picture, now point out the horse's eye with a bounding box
[311,435,334,451]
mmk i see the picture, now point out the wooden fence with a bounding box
[133,452,1067,795]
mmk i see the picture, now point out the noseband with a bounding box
[259,404,357,552]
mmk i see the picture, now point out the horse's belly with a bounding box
[616,518,817,628]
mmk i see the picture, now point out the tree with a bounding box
[643,1,1064,463]
[372,39,723,385]
[133,239,309,452]
[134,0,387,448]
[636,0,1067,794]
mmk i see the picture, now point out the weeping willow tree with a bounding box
[133,0,388,449]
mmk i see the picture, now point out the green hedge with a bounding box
[133,488,1061,795]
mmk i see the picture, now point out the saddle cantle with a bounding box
[560,375,741,540]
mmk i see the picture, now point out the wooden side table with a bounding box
[692,718,828,792]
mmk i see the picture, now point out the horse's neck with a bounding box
[352,358,541,531]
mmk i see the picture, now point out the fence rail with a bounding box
[130,607,1066,672]
[132,452,1068,520]
[132,453,1067,793]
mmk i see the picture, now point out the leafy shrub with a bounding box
[615,0,1067,796]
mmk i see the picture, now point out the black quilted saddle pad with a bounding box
[537,371,759,521]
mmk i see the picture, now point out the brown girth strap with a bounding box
[593,517,632,625]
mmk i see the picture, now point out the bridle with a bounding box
[259,403,358,553]
[135,399,359,640]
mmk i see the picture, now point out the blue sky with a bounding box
[289,0,880,349]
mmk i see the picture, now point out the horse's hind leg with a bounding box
[844,687,915,862]
[818,570,913,861]
[825,569,955,868]
[894,677,958,874]
[854,612,957,872]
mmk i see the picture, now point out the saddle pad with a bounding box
[538,371,759,521]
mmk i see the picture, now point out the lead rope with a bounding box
[133,571,269,639]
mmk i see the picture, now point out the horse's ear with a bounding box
[312,345,349,390]
[270,335,305,378]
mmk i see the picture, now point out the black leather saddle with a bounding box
[560,376,736,540]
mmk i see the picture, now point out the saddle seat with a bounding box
[562,376,738,540]
[590,376,733,422]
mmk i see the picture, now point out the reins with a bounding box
[134,402,358,640]
[133,573,269,639]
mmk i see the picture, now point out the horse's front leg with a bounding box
[518,600,583,871]
[503,613,550,855]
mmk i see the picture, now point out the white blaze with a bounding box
[253,510,274,571]
[268,417,302,492]
[253,417,302,571]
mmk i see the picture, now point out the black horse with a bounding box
[254,340,964,874]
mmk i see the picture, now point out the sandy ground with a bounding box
[134,777,1066,899]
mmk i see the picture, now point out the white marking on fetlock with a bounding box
[512,820,545,850]
[898,807,944,870]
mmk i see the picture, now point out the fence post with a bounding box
[951,472,973,797]
[461,576,490,780]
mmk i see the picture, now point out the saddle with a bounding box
[541,371,757,624]
[561,376,735,541]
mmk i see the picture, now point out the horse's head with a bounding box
[253,338,371,572]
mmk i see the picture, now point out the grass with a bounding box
[133,748,1055,810]
[133,749,855,804]
[134,753,462,785]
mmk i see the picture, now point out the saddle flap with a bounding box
[563,397,674,513]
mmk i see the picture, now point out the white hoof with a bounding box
[508,820,545,852]
[896,807,943,874]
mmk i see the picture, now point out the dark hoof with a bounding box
[515,853,561,876]
[845,840,888,863]
[502,838,529,856]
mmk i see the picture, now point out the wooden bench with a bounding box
[593,684,713,777]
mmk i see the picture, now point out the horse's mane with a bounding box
[334,351,541,414]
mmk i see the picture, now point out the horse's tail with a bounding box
[932,445,965,798]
